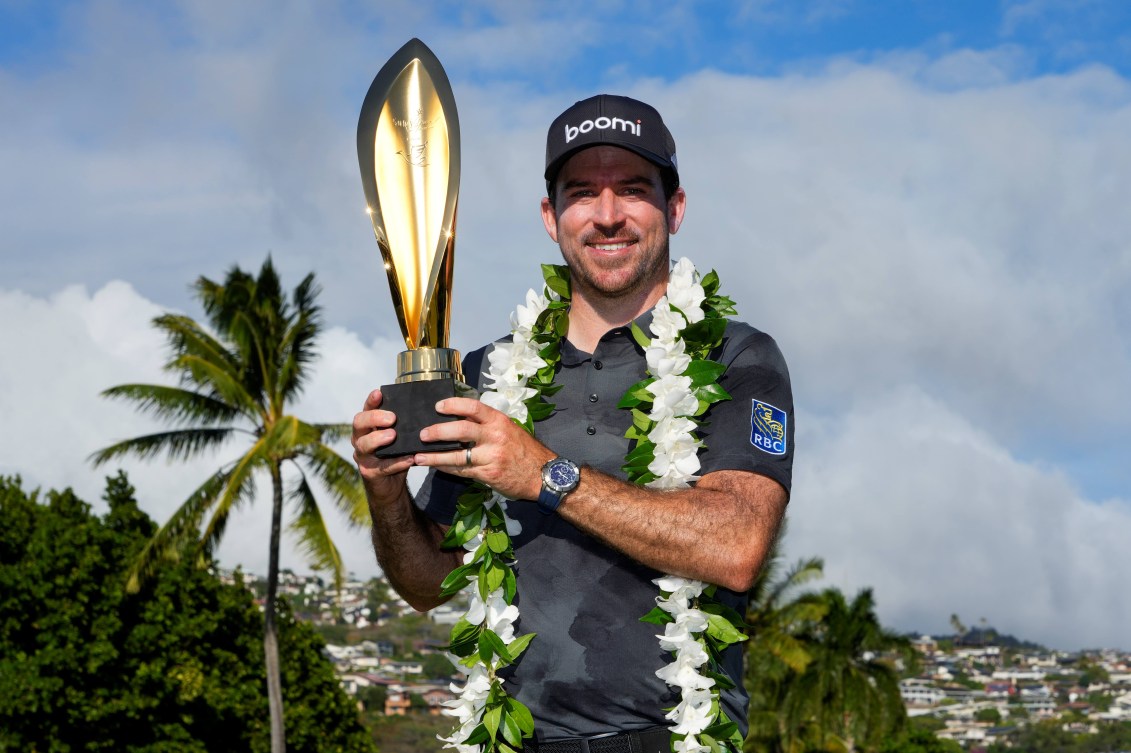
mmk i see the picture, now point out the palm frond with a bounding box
[153,313,238,376]
[170,353,261,418]
[296,440,367,527]
[309,422,351,443]
[287,469,346,593]
[90,428,234,466]
[99,383,241,426]
[197,439,267,560]
[124,466,233,591]
[277,308,321,401]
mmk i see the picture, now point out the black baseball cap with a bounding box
[544,94,679,194]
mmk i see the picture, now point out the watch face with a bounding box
[546,458,580,492]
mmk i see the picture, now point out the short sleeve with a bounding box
[696,323,794,496]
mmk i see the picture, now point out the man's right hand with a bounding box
[352,389,415,504]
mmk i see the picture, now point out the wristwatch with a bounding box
[538,457,581,515]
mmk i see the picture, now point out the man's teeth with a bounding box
[592,241,632,250]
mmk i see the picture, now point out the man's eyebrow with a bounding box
[561,174,654,191]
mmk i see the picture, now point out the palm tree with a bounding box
[744,547,828,753]
[91,258,367,753]
[780,588,918,753]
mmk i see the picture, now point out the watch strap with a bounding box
[537,486,564,515]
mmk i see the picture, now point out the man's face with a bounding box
[541,146,686,302]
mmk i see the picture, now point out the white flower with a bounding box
[650,299,687,341]
[646,375,697,421]
[481,383,537,423]
[510,288,548,333]
[654,575,705,600]
[645,337,691,378]
[485,339,546,387]
[666,687,715,735]
[674,736,710,753]
[666,258,706,324]
[484,592,520,643]
[656,649,714,690]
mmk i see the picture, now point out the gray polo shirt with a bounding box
[417,316,794,742]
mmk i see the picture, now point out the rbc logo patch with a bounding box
[750,399,787,456]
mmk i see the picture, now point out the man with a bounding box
[352,95,794,750]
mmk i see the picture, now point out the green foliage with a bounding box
[91,258,366,595]
[0,473,374,752]
[879,728,964,753]
[987,719,1131,753]
[975,707,1003,724]
[744,539,916,753]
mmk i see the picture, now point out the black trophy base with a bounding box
[375,377,463,458]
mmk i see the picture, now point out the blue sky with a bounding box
[2,0,1130,650]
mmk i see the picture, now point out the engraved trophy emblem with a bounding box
[357,39,468,457]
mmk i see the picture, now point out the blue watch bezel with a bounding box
[538,457,580,515]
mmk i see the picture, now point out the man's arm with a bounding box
[352,389,463,611]
[556,468,786,592]
[414,398,787,592]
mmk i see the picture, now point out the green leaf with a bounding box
[695,383,731,405]
[441,513,482,548]
[629,321,652,348]
[703,667,736,690]
[701,269,720,296]
[683,318,727,347]
[554,310,569,338]
[483,704,502,741]
[484,558,507,594]
[479,628,512,664]
[705,613,747,645]
[464,724,490,745]
[507,698,535,734]
[501,711,524,747]
[640,606,673,625]
[439,561,480,598]
[631,408,652,433]
[684,359,726,387]
[486,530,510,554]
[526,399,555,421]
[506,631,536,661]
[616,377,655,408]
[503,563,517,602]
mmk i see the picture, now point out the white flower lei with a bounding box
[439,258,744,753]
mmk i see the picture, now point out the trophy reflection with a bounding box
[358,38,468,457]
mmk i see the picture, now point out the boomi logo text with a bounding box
[564,116,641,143]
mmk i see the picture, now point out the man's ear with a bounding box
[540,197,559,243]
[667,187,687,235]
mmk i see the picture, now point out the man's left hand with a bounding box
[414,398,555,501]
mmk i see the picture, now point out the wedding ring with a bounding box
[464,447,473,467]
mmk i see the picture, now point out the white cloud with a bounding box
[4,3,1131,648]
[788,386,1131,650]
[0,282,402,580]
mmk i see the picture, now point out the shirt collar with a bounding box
[560,309,654,366]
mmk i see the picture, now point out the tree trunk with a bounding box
[265,461,286,753]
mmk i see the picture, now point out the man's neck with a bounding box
[566,282,667,353]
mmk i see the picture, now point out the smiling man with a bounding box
[352,95,795,753]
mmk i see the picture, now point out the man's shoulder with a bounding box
[719,320,789,372]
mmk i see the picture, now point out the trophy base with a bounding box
[375,377,463,458]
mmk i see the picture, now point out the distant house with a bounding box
[385,685,412,716]
[901,679,946,706]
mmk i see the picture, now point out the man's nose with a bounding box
[592,189,624,228]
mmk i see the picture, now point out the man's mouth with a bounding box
[588,240,635,251]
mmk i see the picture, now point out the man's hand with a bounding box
[352,389,415,503]
[412,397,555,501]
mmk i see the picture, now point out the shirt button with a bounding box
[586,426,596,435]
[589,393,598,403]
[593,360,603,370]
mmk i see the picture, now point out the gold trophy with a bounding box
[358,38,467,457]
